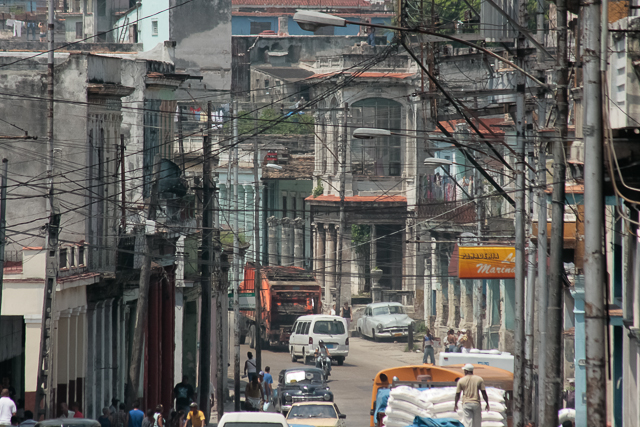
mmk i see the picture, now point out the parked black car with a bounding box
[273,367,333,414]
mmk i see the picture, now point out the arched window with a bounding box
[350,98,401,176]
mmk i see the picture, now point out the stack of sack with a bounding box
[382,386,508,427]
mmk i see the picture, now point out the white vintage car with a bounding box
[356,302,415,341]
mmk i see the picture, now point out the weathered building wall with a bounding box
[170,0,232,91]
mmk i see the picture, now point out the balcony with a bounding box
[417,200,477,224]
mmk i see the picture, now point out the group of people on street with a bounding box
[127,399,205,427]
[422,328,476,364]
[445,328,475,353]
[243,353,274,411]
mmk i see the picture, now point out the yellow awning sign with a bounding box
[458,246,516,279]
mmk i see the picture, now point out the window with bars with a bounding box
[350,98,402,176]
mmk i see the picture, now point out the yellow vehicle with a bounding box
[370,364,514,427]
[286,401,347,427]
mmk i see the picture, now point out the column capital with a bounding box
[267,216,279,227]
[293,218,305,229]
[59,310,72,318]
[281,217,292,227]
[323,223,332,232]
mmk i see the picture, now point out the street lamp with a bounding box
[423,157,453,167]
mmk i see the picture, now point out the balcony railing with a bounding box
[417,200,477,223]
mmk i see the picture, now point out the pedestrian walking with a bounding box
[446,329,457,352]
[330,304,336,316]
[141,409,155,427]
[98,408,112,427]
[262,366,274,402]
[71,403,83,418]
[460,330,474,353]
[453,364,491,427]
[58,403,74,418]
[111,403,127,427]
[0,390,16,427]
[173,376,195,413]
[422,328,436,364]
[244,352,257,382]
[153,405,164,427]
[341,302,352,330]
[18,411,35,427]
[183,403,205,427]
[127,401,144,427]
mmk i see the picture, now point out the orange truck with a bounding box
[240,263,323,348]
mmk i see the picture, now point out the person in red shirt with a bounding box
[71,403,83,418]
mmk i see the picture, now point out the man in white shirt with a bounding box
[0,389,16,426]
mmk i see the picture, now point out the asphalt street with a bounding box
[229,337,428,427]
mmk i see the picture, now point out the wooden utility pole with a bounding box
[0,159,8,320]
[512,0,527,424]
[544,0,568,424]
[120,135,126,231]
[35,1,59,417]
[335,102,348,308]
[199,101,213,422]
[127,155,160,407]
[254,104,263,373]
[233,100,241,412]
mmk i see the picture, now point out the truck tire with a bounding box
[249,325,256,349]
[291,348,298,363]
[336,357,344,366]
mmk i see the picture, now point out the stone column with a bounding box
[315,223,325,293]
[371,268,383,303]
[370,225,377,269]
[68,309,78,405]
[267,216,279,266]
[57,311,70,404]
[434,240,450,338]
[24,315,42,413]
[325,224,335,305]
[460,280,475,334]
[448,276,461,329]
[293,218,305,268]
[499,279,516,353]
[473,280,484,349]
[281,217,292,266]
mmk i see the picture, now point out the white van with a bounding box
[289,315,349,365]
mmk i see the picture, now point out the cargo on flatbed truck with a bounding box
[240,263,322,348]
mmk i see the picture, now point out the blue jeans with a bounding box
[248,372,257,382]
[423,346,435,364]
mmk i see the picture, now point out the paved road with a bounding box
[229,337,427,427]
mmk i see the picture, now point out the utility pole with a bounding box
[535,0,548,420]
[335,102,348,308]
[583,0,606,421]
[178,106,185,172]
[233,101,241,411]
[536,136,548,425]
[127,155,159,407]
[524,141,537,421]
[254,110,263,374]
[512,0,527,424]
[0,159,8,320]
[35,0,59,418]
[199,101,213,422]
[544,0,568,423]
[120,135,126,232]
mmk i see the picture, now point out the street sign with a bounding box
[458,246,516,279]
